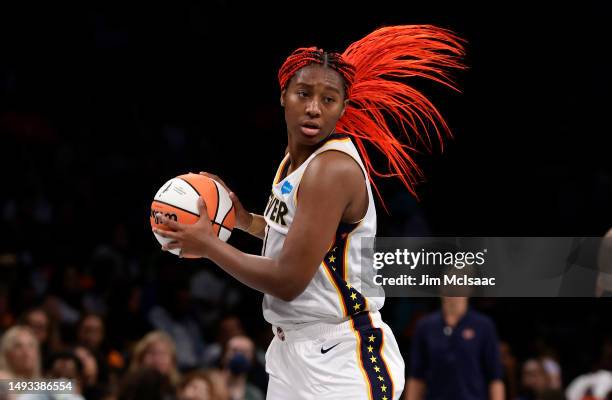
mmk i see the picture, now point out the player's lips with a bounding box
[299,121,322,137]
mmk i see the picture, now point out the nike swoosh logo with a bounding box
[321,343,340,354]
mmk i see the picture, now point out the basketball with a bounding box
[150,173,235,257]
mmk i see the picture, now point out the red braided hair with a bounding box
[278,25,466,202]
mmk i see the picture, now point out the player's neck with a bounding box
[286,137,324,174]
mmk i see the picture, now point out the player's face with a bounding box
[282,64,349,145]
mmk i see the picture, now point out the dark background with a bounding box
[1,0,610,390]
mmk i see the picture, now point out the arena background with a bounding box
[1,1,610,398]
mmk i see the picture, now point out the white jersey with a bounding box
[262,133,384,327]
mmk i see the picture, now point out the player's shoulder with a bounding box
[305,144,362,182]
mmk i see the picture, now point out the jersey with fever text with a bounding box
[262,133,384,326]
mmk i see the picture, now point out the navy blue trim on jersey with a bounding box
[351,311,395,400]
[325,132,351,141]
[322,221,369,317]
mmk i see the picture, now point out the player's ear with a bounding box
[280,90,286,107]
[340,98,349,118]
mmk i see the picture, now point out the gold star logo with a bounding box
[374,366,381,373]
[370,356,377,363]
[328,255,336,263]
[354,303,361,311]
[378,375,384,382]
[346,282,352,289]
[350,292,357,301]
[382,396,388,400]
[332,267,336,271]
[368,334,376,342]
[367,345,374,353]
[381,384,387,393]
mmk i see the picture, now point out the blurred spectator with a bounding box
[202,369,231,400]
[45,351,86,398]
[220,336,264,400]
[106,283,152,351]
[177,371,215,400]
[0,286,15,333]
[500,341,519,400]
[541,356,562,390]
[74,346,99,387]
[119,368,176,400]
[76,312,121,386]
[517,358,564,400]
[74,345,109,399]
[0,368,18,400]
[18,307,62,361]
[202,315,245,367]
[405,297,504,400]
[77,313,105,352]
[148,285,206,370]
[566,338,612,400]
[128,331,180,386]
[566,370,612,400]
[0,325,40,378]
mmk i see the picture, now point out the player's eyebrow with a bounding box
[296,82,342,94]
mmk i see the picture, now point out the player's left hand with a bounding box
[152,196,216,258]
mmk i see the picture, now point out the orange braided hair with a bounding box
[278,25,466,202]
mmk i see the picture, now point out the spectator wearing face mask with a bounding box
[220,336,263,400]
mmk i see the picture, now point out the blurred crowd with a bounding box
[0,286,611,399]
[0,306,268,400]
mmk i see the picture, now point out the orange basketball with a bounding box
[150,173,235,257]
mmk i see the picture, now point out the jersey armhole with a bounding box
[293,149,369,225]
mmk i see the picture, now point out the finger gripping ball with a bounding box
[150,173,235,257]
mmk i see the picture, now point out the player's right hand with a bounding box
[199,172,253,231]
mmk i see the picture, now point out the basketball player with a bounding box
[153,25,464,399]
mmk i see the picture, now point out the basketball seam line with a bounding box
[177,177,201,196]
[212,180,220,222]
[212,221,233,231]
[220,204,234,230]
[152,200,199,217]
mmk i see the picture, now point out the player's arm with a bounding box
[157,152,363,301]
[206,151,361,300]
[240,213,267,240]
[199,172,266,240]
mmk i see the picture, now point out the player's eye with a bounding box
[324,96,336,103]
[297,90,308,97]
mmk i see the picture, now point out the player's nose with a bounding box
[305,99,321,118]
